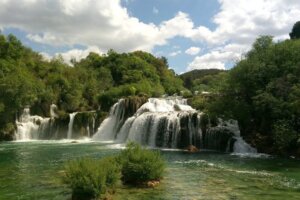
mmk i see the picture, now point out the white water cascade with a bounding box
[93,97,257,153]
[15,108,51,140]
[93,98,136,141]
[93,97,202,148]
[15,106,96,140]
[210,119,257,153]
[50,104,58,118]
[67,113,77,139]
[229,121,257,153]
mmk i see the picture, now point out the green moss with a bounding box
[0,123,15,141]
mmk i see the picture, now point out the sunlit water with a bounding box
[0,140,299,200]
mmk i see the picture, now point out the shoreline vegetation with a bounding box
[0,22,300,158]
[63,143,165,200]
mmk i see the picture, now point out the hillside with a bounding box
[180,69,227,92]
[0,34,184,140]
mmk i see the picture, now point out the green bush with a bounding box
[63,157,121,199]
[273,120,298,153]
[118,142,165,185]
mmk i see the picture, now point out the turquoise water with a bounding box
[0,141,299,200]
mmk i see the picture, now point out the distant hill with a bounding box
[180,69,225,90]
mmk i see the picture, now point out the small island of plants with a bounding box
[63,143,165,200]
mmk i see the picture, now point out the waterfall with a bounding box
[93,99,127,140]
[225,120,257,153]
[50,104,58,118]
[16,106,96,140]
[93,97,202,148]
[93,97,257,153]
[67,113,77,139]
[15,108,51,140]
[14,97,256,153]
[92,117,95,135]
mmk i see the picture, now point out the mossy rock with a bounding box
[73,112,97,138]
[203,128,234,152]
[30,101,51,117]
[0,123,15,141]
[122,96,148,119]
[200,113,209,134]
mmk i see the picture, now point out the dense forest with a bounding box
[210,36,300,156]
[0,34,185,140]
[1,22,300,157]
[180,68,226,92]
[186,34,300,156]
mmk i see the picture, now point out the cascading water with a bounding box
[50,104,58,118]
[93,97,257,153]
[223,120,257,153]
[93,97,201,148]
[93,99,127,140]
[15,97,256,153]
[67,113,77,139]
[15,106,96,140]
[15,108,51,140]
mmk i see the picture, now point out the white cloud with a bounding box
[189,0,300,45]
[185,47,201,55]
[188,50,239,70]
[188,0,300,71]
[0,0,193,52]
[159,12,194,40]
[169,50,181,57]
[153,7,159,15]
[39,52,52,61]
[0,0,299,71]
[56,46,104,65]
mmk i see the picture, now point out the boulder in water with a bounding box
[186,145,199,153]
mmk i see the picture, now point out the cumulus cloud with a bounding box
[0,0,190,52]
[169,50,181,57]
[187,0,300,70]
[188,50,240,70]
[0,0,299,71]
[0,0,197,56]
[39,46,104,65]
[189,0,300,45]
[185,47,201,55]
[39,52,52,61]
[56,46,104,65]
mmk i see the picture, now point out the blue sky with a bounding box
[0,0,299,73]
[123,0,220,72]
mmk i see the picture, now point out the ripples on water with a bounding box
[0,141,299,200]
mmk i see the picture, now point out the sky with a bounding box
[0,0,299,73]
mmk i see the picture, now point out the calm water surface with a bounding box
[0,141,299,200]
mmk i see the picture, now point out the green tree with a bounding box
[290,21,300,39]
[206,36,300,155]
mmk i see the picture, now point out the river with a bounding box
[0,140,299,199]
